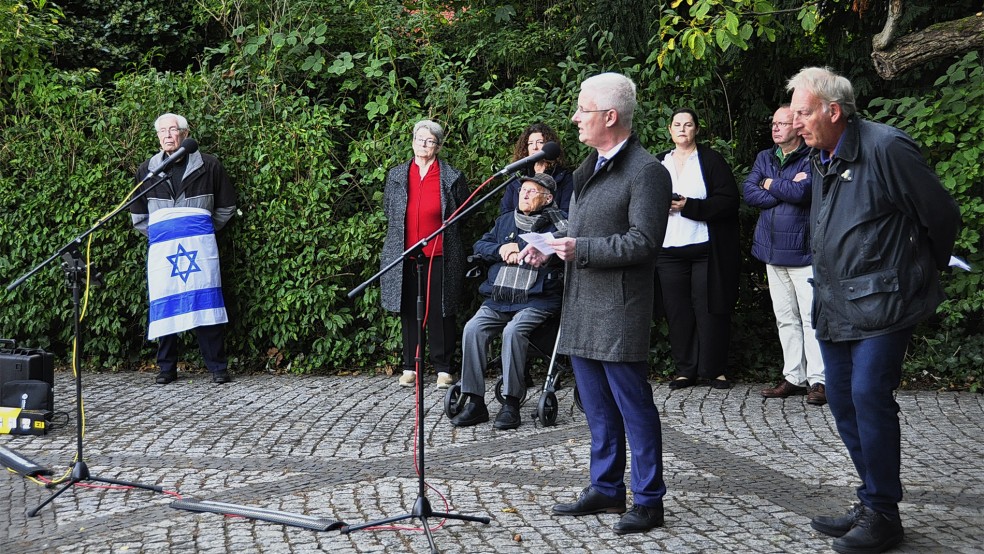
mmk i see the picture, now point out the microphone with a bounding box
[142,138,199,181]
[493,141,561,177]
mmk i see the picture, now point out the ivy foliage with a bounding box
[868,52,984,391]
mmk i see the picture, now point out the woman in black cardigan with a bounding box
[655,108,740,390]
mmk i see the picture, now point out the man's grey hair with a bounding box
[412,119,445,146]
[154,113,189,131]
[581,73,637,129]
[786,67,857,117]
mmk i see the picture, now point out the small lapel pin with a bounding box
[840,169,853,181]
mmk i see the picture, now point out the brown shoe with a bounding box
[807,383,827,406]
[760,380,807,398]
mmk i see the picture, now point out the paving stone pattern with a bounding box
[2,372,983,553]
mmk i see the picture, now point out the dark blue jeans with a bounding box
[819,327,913,518]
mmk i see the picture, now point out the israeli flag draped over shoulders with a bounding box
[146,207,227,340]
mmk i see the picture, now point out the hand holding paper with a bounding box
[519,232,556,255]
[519,234,576,266]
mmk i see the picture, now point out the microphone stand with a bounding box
[7,170,177,516]
[345,173,523,552]
[6,173,172,292]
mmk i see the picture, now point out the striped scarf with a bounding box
[490,205,566,304]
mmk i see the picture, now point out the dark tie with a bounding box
[594,155,608,173]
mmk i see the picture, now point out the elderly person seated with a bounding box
[451,173,568,430]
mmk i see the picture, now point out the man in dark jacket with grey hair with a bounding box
[788,67,960,554]
[450,173,567,431]
[131,113,236,386]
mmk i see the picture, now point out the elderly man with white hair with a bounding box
[130,113,237,385]
[523,72,672,535]
[450,173,568,431]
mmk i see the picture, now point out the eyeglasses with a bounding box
[156,126,184,135]
[414,137,438,147]
[771,121,792,128]
[520,187,549,197]
[527,139,545,147]
[574,106,612,115]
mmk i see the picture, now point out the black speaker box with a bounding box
[0,339,55,413]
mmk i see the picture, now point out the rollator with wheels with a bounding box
[443,309,583,427]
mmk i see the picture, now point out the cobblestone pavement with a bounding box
[2,371,983,553]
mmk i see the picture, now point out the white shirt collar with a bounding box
[597,137,629,161]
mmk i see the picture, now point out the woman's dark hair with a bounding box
[669,108,701,132]
[511,122,568,171]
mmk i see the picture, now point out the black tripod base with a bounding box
[341,495,490,553]
[27,461,164,517]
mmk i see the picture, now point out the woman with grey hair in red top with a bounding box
[379,120,469,389]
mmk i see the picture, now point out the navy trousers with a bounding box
[157,323,227,373]
[820,327,913,518]
[570,355,666,507]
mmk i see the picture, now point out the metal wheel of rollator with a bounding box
[443,383,464,418]
[494,376,531,406]
[537,391,559,426]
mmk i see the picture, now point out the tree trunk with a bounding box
[871,13,984,80]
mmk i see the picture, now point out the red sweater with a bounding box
[405,161,443,256]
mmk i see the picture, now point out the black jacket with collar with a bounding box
[808,117,960,341]
[655,143,741,313]
[131,149,236,237]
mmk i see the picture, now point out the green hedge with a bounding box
[1,42,980,389]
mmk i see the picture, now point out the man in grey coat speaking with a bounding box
[521,72,672,534]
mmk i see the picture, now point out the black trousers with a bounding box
[157,323,227,373]
[399,256,456,373]
[655,243,730,380]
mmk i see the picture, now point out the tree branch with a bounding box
[871,13,984,80]
[872,0,904,51]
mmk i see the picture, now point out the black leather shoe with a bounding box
[811,503,864,538]
[668,376,695,390]
[212,370,231,384]
[613,503,665,535]
[831,506,904,553]
[710,375,732,389]
[493,404,521,430]
[155,371,177,385]
[450,400,489,427]
[552,486,626,516]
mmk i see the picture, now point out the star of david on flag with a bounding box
[146,207,228,340]
[167,243,202,282]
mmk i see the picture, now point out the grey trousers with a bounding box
[460,305,553,400]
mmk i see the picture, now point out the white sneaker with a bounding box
[436,372,454,389]
[399,371,416,387]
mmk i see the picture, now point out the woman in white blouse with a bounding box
[655,108,741,391]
